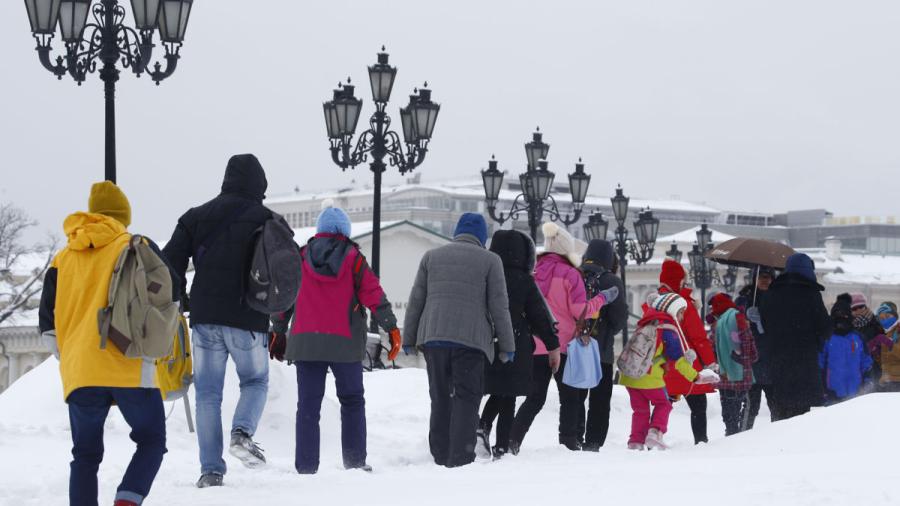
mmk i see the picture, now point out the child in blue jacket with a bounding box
[820,299,873,402]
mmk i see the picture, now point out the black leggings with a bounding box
[685,394,708,444]
[480,395,516,451]
[509,355,582,447]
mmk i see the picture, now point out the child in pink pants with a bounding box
[620,294,717,450]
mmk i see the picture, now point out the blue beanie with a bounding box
[454,213,488,246]
[316,199,351,237]
[785,253,816,282]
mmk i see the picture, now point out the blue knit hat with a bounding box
[454,213,488,246]
[316,199,351,237]
[877,302,898,318]
[785,253,816,282]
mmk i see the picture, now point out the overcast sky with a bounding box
[2,0,899,243]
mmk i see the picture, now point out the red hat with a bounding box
[660,259,686,291]
[710,293,737,317]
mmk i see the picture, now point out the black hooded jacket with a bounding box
[759,272,832,409]
[581,240,627,365]
[484,230,559,397]
[162,154,275,333]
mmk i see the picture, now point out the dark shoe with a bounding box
[559,437,582,451]
[196,473,224,488]
[508,439,521,456]
[229,429,266,469]
[582,442,601,452]
[492,446,508,460]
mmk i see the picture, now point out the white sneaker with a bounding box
[475,429,492,461]
[645,428,669,451]
[627,442,645,451]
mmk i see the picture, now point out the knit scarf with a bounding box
[853,309,874,330]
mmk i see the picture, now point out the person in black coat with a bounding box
[478,230,560,458]
[578,239,627,451]
[759,253,831,422]
[162,154,277,487]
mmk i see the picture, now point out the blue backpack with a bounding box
[563,338,603,389]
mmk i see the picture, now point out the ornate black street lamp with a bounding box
[24,0,194,183]
[608,185,660,345]
[481,129,590,241]
[323,48,440,332]
[665,242,683,263]
[688,223,721,319]
[582,211,609,242]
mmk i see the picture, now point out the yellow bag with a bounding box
[156,314,193,400]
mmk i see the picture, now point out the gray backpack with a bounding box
[245,215,302,314]
[617,321,677,379]
[98,235,179,359]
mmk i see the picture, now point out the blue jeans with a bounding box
[295,361,366,473]
[193,324,269,475]
[68,387,166,506]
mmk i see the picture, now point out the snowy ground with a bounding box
[1,360,897,506]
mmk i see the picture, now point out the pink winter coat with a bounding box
[533,253,608,355]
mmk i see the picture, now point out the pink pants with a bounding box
[627,387,673,445]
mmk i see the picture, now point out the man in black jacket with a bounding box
[579,239,628,451]
[759,253,831,422]
[162,154,275,488]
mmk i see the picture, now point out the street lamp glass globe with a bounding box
[322,101,342,139]
[25,0,62,35]
[611,186,630,225]
[157,0,193,43]
[666,242,683,263]
[697,223,713,251]
[481,157,504,202]
[524,130,549,170]
[583,212,609,242]
[410,88,440,140]
[640,210,660,246]
[368,50,397,104]
[534,160,555,201]
[131,0,161,31]
[334,84,363,137]
[59,0,91,43]
[399,103,417,145]
[568,159,590,208]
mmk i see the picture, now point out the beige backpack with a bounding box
[97,235,179,359]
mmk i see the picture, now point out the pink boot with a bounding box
[645,428,669,451]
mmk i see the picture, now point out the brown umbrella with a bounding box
[704,237,795,269]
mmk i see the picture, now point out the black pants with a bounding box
[424,347,485,467]
[480,395,516,451]
[578,362,614,447]
[719,389,752,436]
[685,394,708,444]
[747,383,776,428]
[768,388,811,422]
[509,355,582,448]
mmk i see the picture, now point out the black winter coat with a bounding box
[582,264,627,365]
[484,230,559,397]
[162,155,275,333]
[759,272,831,408]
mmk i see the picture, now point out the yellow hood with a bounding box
[63,212,128,251]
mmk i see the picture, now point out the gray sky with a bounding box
[2,0,899,243]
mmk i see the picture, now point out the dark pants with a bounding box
[295,361,366,473]
[424,347,485,467]
[747,383,776,428]
[579,362,614,447]
[480,395,516,452]
[509,355,582,448]
[719,389,752,436]
[768,392,811,422]
[68,387,167,506]
[685,394,708,444]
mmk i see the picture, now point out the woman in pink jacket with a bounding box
[509,222,618,453]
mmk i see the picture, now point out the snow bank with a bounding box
[0,359,897,506]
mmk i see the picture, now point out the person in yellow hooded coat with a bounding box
[38,182,179,506]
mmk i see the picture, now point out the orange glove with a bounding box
[388,328,402,361]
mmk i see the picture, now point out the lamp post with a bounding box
[687,223,720,320]
[24,0,194,183]
[323,48,440,334]
[606,186,660,346]
[665,242,683,263]
[480,129,591,241]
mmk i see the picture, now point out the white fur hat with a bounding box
[542,222,581,267]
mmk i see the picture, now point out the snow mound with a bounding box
[0,359,897,506]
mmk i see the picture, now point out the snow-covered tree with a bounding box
[0,203,56,325]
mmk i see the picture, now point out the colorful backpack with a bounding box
[155,314,192,401]
[617,320,677,379]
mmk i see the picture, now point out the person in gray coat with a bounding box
[403,213,516,468]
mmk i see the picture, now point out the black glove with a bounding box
[269,332,286,362]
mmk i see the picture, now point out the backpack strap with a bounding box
[99,236,135,350]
